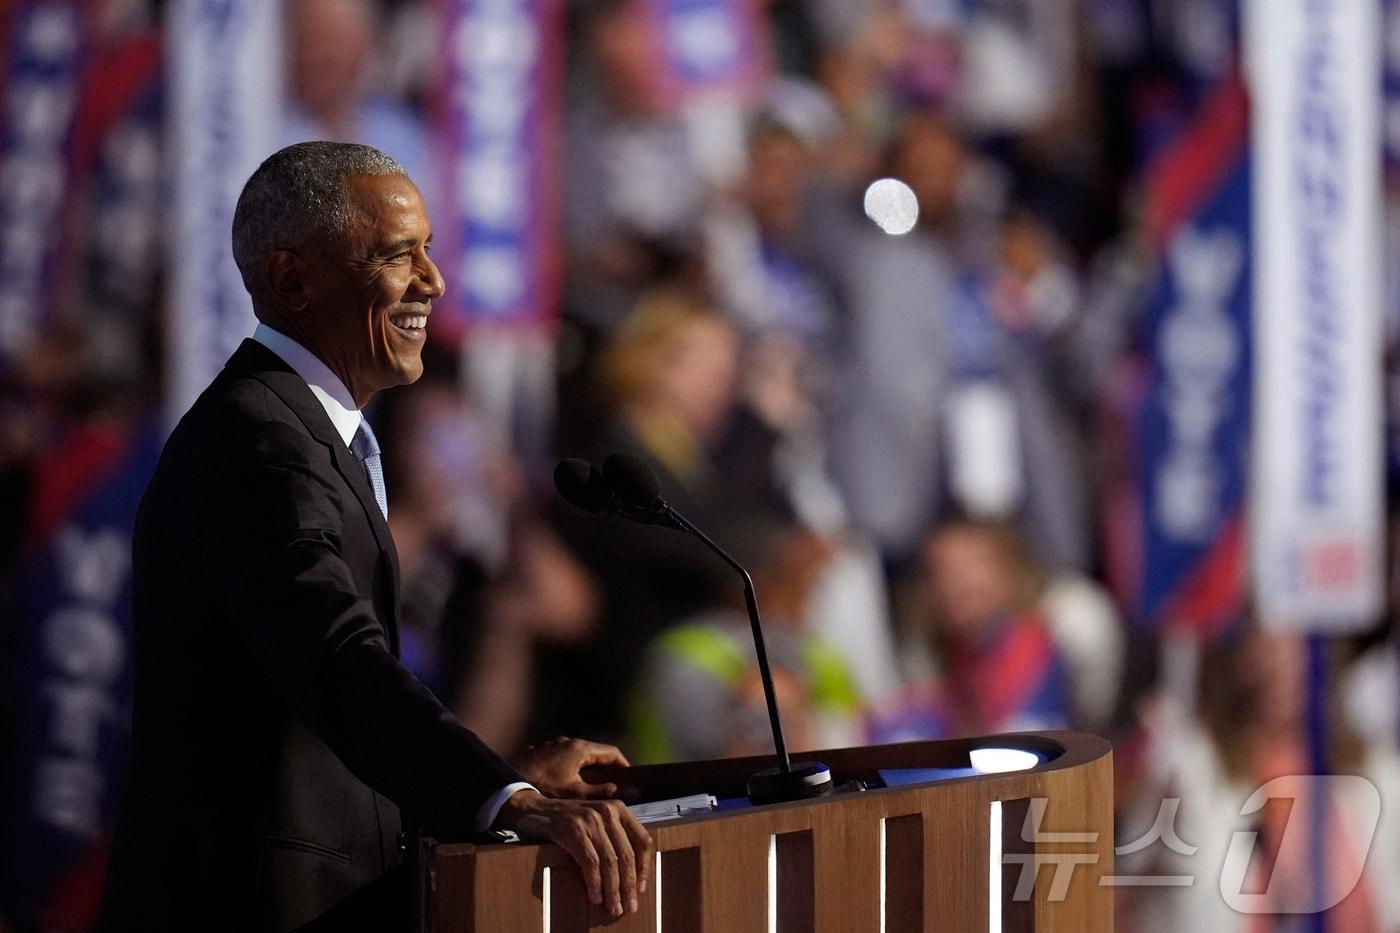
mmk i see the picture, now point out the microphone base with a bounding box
[746,761,833,806]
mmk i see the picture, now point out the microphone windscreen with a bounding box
[603,452,662,508]
[553,458,610,513]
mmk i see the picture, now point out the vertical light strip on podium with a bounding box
[767,834,777,933]
[989,801,1003,933]
[654,849,662,931]
[877,817,887,933]
[540,865,550,933]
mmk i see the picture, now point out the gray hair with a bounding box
[231,141,405,297]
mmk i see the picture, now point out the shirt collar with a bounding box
[252,323,362,447]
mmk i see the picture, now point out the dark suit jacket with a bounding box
[102,341,522,931]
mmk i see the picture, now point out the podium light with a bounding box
[970,747,1041,774]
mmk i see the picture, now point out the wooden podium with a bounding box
[420,731,1112,932]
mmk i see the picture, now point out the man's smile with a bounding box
[389,309,430,336]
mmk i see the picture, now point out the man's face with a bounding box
[301,173,444,406]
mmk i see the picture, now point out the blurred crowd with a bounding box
[5,0,1400,930]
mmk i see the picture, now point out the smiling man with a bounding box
[101,143,651,931]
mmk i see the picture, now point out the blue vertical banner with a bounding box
[0,18,164,921]
[432,0,562,336]
[165,0,280,425]
[0,425,161,930]
[0,1,86,367]
[1109,71,1252,634]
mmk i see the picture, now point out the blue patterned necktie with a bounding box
[349,419,388,519]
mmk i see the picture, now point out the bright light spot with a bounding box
[542,865,551,932]
[970,747,1041,774]
[878,818,887,933]
[767,834,777,933]
[863,178,919,235]
[989,801,1003,932]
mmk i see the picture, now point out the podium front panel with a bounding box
[423,731,1113,932]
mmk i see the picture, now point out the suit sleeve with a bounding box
[202,412,523,835]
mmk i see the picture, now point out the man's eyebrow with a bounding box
[377,234,431,254]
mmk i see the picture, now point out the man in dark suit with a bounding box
[102,142,651,930]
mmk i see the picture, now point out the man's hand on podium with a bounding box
[494,788,654,918]
[514,736,640,801]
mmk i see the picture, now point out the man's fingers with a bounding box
[562,818,604,907]
[602,802,640,914]
[570,780,620,800]
[621,808,655,894]
[514,795,649,916]
[588,807,624,917]
[577,741,630,769]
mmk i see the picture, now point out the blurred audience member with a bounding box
[282,0,427,186]
[719,93,850,522]
[1340,635,1399,755]
[562,0,705,330]
[597,290,740,498]
[725,92,842,343]
[378,375,511,688]
[631,520,861,763]
[1117,628,1400,932]
[811,0,913,170]
[870,518,1070,741]
[378,374,600,754]
[824,114,965,561]
[950,0,1080,143]
[453,518,601,754]
[1039,573,1123,733]
[541,291,741,744]
[824,114,1089,570]
[988,207,1080,341]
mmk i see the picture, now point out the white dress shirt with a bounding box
[253,323,363,441]
[251,324,534,831]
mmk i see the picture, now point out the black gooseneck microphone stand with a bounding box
[597,453,832,805]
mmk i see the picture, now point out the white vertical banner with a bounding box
[1247,0,1384,630]
[165,0,280,426]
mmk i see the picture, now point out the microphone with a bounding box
[553,458,611,513]
[553,457,682,530]
[594,453,832,806]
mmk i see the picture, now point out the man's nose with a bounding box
[416,251,446,300]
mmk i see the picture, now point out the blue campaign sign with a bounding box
[435,0,560,331]
[659,0,744,83]
[1136,157,1251,630]
[0,424,160,928]
[641,0,769,107]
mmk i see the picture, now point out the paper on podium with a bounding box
[627,794,718,824]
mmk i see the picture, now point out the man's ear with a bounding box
[266,250,310,312]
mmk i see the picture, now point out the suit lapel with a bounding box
[225,340,403,637]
